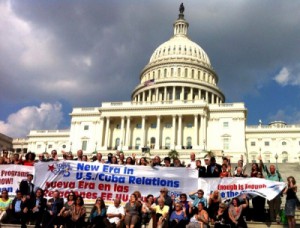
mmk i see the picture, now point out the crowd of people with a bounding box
[0,149,299,228]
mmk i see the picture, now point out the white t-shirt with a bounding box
[107,204,125,224]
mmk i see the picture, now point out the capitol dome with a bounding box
[131,6,225,104]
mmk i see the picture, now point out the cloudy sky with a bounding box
[1,0,300,138]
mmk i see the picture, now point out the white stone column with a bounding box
[142,91,145,102]
[155,88,159,101]
[104,117,110,149]
[190,87,194,100]
[176,115,182,149]
[120,116,125,148]
[141,116,146,148]
[205,91,208,101]
[198,89,201,100]
[194,114,198,147]
[164,87,167,101]
[212,94,215,104]
[173,86,176,101]
[181,87,185,100]
[172,115,177,149]
[149,89,152,102]
[200,115,207,149]
[155,116,161,149]
[98,117,104,147]
[125,117,131,149]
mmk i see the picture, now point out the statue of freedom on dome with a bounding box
[179,3,185,14]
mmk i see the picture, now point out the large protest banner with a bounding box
[198,177,286,201]
[34,161,286,202]
[0,165,34,195]
[34,161,199,202]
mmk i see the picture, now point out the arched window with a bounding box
[135,137,141,150]
[282,151,288,163]
[186,137,192,149]
[165,137,171,149]
[150,137,156,149]
[115,138,120,150]
[282,141,287,146]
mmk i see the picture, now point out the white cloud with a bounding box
[274,67,290,86]
[0,102,63,138]
[274,66,300,86]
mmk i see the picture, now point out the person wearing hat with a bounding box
[214,203,231,227]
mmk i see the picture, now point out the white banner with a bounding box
[33,161,286,202]
[199,177,286,201]
[34,161,198,202]
[0,165,34,195]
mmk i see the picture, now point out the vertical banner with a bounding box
[34,161,199,202]
[0,165,34,195]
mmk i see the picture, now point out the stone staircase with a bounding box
[1,163,300,227]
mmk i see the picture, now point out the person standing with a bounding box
[206,157,222,177]
[260,156,283,223]
[283,176,298,228]
[19,174,35,200]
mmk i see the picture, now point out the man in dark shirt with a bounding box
[19,174,35,199]
[196,159,206,177]
[6,190,29,228]
[29,188,47,228]
[206,157,222,177]
[43,190,64,228]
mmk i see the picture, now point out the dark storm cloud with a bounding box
[1,0,300,112]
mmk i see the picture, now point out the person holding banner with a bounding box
[260,157,283,223]
[228,196,248,228]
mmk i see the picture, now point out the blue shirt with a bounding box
[189,194,207,207]
[15,200,22,212]
[170,211,186,222]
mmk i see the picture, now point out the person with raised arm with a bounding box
[259,155,283,223]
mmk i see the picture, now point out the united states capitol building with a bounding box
[11,6,300,164]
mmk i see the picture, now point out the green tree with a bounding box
[168,149,179,160]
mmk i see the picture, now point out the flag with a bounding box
[144,79,155,86]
